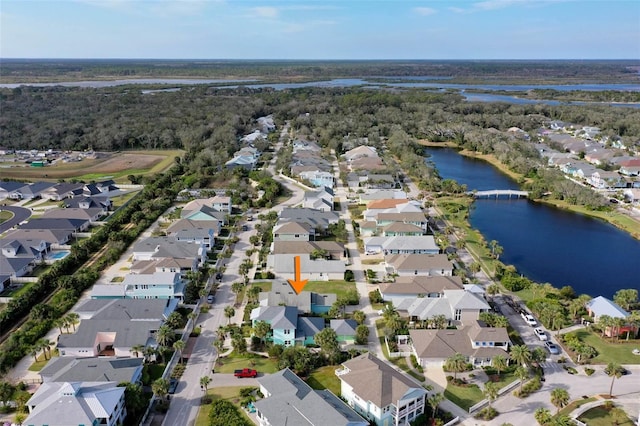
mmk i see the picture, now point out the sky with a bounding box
[1,0,639,60]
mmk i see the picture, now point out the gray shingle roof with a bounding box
[250,306,298,330]
[255,368,367,426]
[40,357,143,383]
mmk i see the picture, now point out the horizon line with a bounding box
[2,58,640,62]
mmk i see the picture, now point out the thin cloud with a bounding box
[250,6,279,18]
[450,0,568,14]
[414,7,437,16]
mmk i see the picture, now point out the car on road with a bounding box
[241,225,249,231]
[234,368,258,378]
[168,378,179,394]
[207,295,215,304]
[545,341,560,355]
[534,328,547,341]
[521,312,537,326]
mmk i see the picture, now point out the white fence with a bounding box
[443,416,460,426]
[468,379,521,413]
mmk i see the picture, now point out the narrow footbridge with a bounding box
[470,189,529,199]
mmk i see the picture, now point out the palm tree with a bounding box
[492,355,507,376]
[173,340,186,364]
[427,392,444,420]
[598,314,613,338]
[605,362,625,397]
[224,306,235,324]
[151,378,169,402]
[444,353,467,380]
[142,346,156,363]
[510,345,532,367]
[247,285,261,303]
[381,304,398,321]
[199,376,211,393]
[483,382,499,410]
[494,315,509,328]
[534,407,552,425]
[53,317,66,334]
[252,320,272,345]
[41,340,54,359]
[30,346,39,363]
[65,312,80,332]
[550,311,565,335]
[352,310,366,325]
[156,325,175,348]
[515,366,529,394]
[213,338,225,354]
[550,388,570,414]
[231,282,244,302]
[130,344,145,358]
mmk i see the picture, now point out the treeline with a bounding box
[2,59,638,83]
[0,163,183,374]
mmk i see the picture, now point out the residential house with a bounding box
[42,207,105,223]
[129,257,196,277]
[399,289,491,327]
[358,190,407,204]
[273,221,314,241]
[41,182,85,200]
[268,252,346,281]
[350,156,386,171]
[4,228,72,247]
[225,154,257,170]
[336,352,427,426]
[382,223,424,237]
[131,236,205,267]
[358,221,378,237]
[385,254,454,277]
[250,306,298,347]
[364,236,438,255]
[331,319,358,344]
[91,271,185,300]
[303,187,334,211]
[57,298,176,357]
[257,115,276,133]
[410,321,510,367]
[64,195,112,212]
[183,196,232,214]
[588,170,625,189]
[270,240,346,262]
[39,357,144,384]
[573,162,598,180]
[0,254,35,278]
[584,148,614,166]
[0,181,28,200]
[292,140,322,152]
[296,317,326,345]
[180,205,227,224]
[279,208,340,231]
[10,181,55,200]
[299,170,335,188]
[166,219,218,248]
[342,145,379,162]
[20,217,90,233]
[619,159,640,176]
[259,281,337,314]
[586,296,629,327]
[365,174,396,189]
[376,212,429,233]
[255,368,367,426]
[24,382,127,426]
[378,276,464,304]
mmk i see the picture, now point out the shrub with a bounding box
[514,377,542,398]
[584,367,595,376]
[344,270,355,282]
[563,365,578,375]
[369,290,383,304]
[474,407,499,420]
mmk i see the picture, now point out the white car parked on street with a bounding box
[521,312,537,326]
[534,327,547,341]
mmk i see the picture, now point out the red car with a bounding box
[234,368,258,378]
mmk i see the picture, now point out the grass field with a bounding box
[0,210,14,222]
[0,150,183,182]
[444,383,484,411]
[305,281,357,299]
[195,386,254,426]
[577,406,634,426]
[306,365,341,395]
[565,329,640,364]
[215,353,279,374]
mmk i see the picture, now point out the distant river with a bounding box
[425,147,640,298]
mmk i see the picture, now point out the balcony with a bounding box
[334,367,350,376]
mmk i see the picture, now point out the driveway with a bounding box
[0,205,31,234]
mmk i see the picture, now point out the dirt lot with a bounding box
[0,151,180,181]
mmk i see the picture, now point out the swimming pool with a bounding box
[48,250,70,260]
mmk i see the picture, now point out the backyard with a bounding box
[195,386,254,426]
[306,365,341,395]
[305,280,357,299]
[215,352,279,374]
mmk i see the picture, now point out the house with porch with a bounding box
[272,221,314,241]
[410,321,510,368]
[166,218,218,248]
[378,275,464,305]
[336,352,427,426]
[385,253,454,277]
[39,357,144,384]
[259,281,336,314]
[255,368,367,426]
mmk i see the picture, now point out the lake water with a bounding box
[425,147,640,298]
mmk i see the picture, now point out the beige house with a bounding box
[385,253,454,277]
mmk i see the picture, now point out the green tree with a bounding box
[231,282,244,302]
[119,382,146,419]
[314,327,340,360]
[534,407,552,425]
[550,388,570,414]
[173,339,186,363]
[352,310,366,325]
[165,311,182,329]
[515,366,529,394]
[252,320,272,345]
[492,355,507,376]
[605,362,625,397]
[224,306,236,324]
[613,288,638,311]
[510,345,531,367]
[152,378,169,402]
[130,344,145,358]
[0,381,15,407]
[444,353,467,380]
[427,392,444,420]
[65,312,80,332]
[355,324,369,345]
[200,376,211,393]
[247,285,261,303]
[483,382,499,410]
[156,325,175,347]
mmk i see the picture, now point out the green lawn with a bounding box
[556,397,597,417]
[215,353,279,374]
[250,282,272,292]
[577,406,635,426]
[306,365,341,395]
[195,386,254,426]
[0,210,14,222]
[444,383,484,411]
[305,281,357,299]
[567,329,640,364]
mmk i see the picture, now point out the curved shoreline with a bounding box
[418,140,640,240]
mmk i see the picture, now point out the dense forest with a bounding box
[1,59,638,83]
[2,83,640,208]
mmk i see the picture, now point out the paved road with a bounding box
[0,205,31,234]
